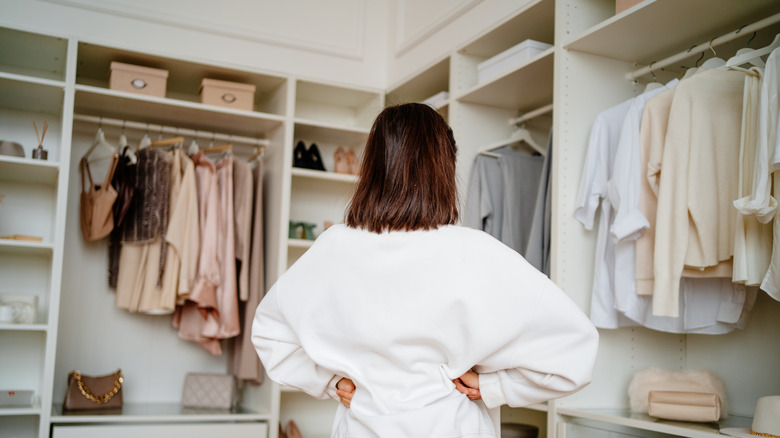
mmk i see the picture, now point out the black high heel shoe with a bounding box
[308,143,326,171]
[293,141,310,169]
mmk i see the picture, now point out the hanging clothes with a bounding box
[496,147,544,254]
[108,146,136,288]
[732,67,772,287]
[525,132,553,275]
[653,68,746,317]
[115,149,198,314]
[734,47,780,300]
[229,159,266,385]
[233,159,253,302]
[464,154,505,239]
[574,96,635,329]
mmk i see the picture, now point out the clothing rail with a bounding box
[627,11,780,80]
[72,114,270,148]
[509,103,553,125]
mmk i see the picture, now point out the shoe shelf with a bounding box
[0,156,60,185]
[563,0,780,65]
[293,119,370,147]
[287,238,314,249]
[455,47,553,112]
[50,403,272,424]
[557,408,752,438]
[291,167,358,184]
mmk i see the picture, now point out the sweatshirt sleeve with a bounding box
[251,285,340,401]
[474,280,599,409]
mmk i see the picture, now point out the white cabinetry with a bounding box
[552,1,780,437]
[0,26,73,438]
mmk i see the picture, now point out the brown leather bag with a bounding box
[80,155,119,241]
[63,369,123,411]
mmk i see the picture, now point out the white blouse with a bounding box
[252,224,598,438]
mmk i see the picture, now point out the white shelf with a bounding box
[0,240,53,256]
[456,48,553,112]
[564,0,780,65]
[291,167,358,183]
[50,403,272,423]
[387,56,450,105]
[0,324,47,332]
[0,71,66,89]
[524,403,548,413]
[0,156,60,185]
[0,405,42,417]
[0,76,64,114]
[458,0,554,58]
[74,85,285,138]
[558,408,751,438]
[287,238,314,249]
[0,27,68,83]
[294,119,370,146]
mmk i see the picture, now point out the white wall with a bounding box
[387,0,537,89]
[0,0,389,89]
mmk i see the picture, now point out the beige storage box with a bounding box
[616,0,644,14]
[109,62,168,97]
[200,78,256,111]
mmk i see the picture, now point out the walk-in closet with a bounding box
[1,1,779,437]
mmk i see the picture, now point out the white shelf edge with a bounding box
[523,403,548,412]
[293,118,371,135]
[74,84,287,122]
[562,0,658,49]
[454,47,554,102]
[0,155,61,169]
[557,408,749,438]
[50,402,272,423]
[0,240,54,251]
[288,238,314,249]
[0,323,48,332]
[0,405,42,416]
[291,167,359,183]
[0,71,66,89]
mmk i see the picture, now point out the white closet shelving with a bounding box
[551,0,780,437]
[0,26,72,438]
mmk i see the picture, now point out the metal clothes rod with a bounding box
[627,11,780,80]
[72,114,270,148]
[509,103,554,125]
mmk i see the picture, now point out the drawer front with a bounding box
[52,422,267,438]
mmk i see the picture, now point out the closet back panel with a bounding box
[0,253,52,321]
[0,97,64,163]
[686,294,780,416]
[0,27,67,81]
[54,129,227,404]
[0,417,39,438]
[0,331,45,390]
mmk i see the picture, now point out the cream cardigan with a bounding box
[252,224,598,438]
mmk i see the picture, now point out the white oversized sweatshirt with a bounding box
[252,225,598,438]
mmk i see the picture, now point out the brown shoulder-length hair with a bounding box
[345,103,459,233]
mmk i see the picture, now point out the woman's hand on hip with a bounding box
[336,378,356,408]
[453,370,481,400]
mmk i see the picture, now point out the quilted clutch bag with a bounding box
[181,373,237,409]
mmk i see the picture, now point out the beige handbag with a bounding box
[62,369,123,411]
[79,155,119,241]
[648,391,721,422]
[181,373,237,409]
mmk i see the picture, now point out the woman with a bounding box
[252,103,598,437]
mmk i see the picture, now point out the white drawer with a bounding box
[52,422,267,438]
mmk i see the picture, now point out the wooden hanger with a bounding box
[150,136,185,148]
[249,145,265,162]
[200,143,233,154]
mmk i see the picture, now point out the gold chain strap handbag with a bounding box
[63,369,123,411]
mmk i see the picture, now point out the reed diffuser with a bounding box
[32,121,48,160]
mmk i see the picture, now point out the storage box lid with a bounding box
[200,78,256,93]
[110,61,169,78]
[477,39,553,71]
